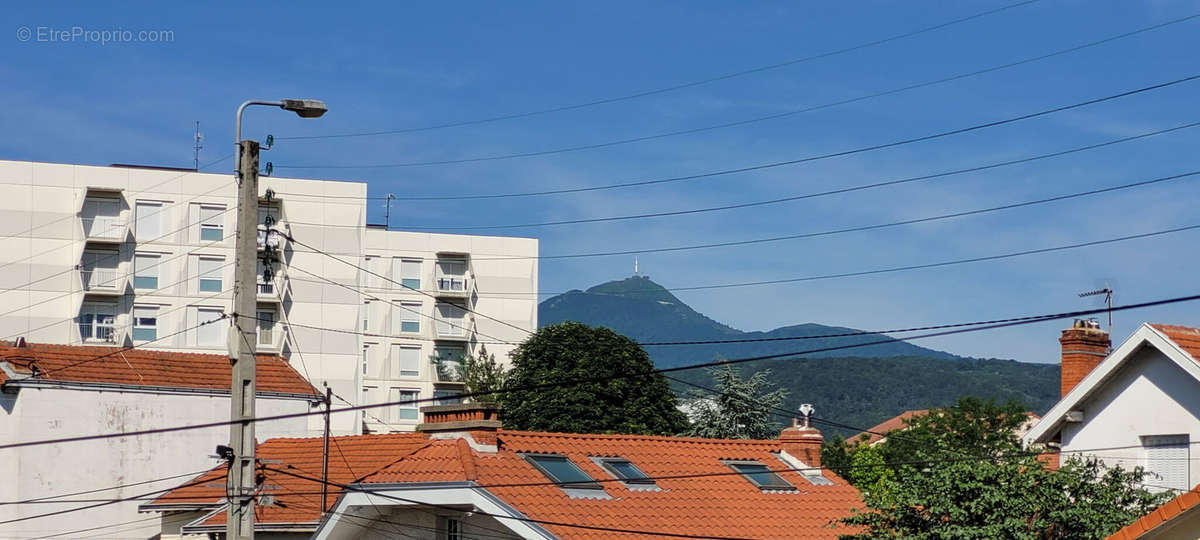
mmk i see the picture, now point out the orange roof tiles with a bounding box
[1105,484,1200,539]
[151,429,863,538]
[367,430,863,539]
[0,342,319,396]
[144,433,430,527]
[1150,324,1200,362]
[854,410,928,445]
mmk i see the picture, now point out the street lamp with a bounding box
[228,98,326,540]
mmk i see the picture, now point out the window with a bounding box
[363,343,384,379]
[79,303,116,342]
[524,455,602,489]
[81,250,119,290]
[134,253,159,289]
[433,389,463,405]
[597,458,654,485]
[391,344,421,378]
[1144,435,1190,492]
[135,201,162,240]
[197,307,224,346]
[257,309,276,346]
[199,205,224,242]
[198,257,223,293]
[395,258,421,289]
[132,306,158,341]
[725,461,796,491]
[437,259,467,291]
[361,300,371,332]
[257,260,274,295]
[83,198,121,239]
[399,302,421,333]
[436,303,467,337]
[444,517,462,540]
[390,388,419,421]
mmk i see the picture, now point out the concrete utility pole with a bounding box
[227,98,326,540]
[228,137,261,540]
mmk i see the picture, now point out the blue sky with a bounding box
[2,1,1198,364]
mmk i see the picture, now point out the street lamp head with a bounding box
[280,99,328,118]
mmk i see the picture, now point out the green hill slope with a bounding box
[538,275,1061,433]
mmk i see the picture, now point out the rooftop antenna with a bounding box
[1079,284,1114,335]
[193,121,204,171]
[634,256,640,277]
[384,194,395,229]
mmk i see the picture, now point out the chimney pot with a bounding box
[1059,319,1110,397]
[780,404,823,467]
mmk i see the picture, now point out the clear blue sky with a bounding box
[2,1,1197,364]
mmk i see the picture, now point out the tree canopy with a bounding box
[499,322,689,435]
[825,397,1170,539]
[683,365,788,439]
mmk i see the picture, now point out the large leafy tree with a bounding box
[684,365,788,439]
[499,322,689,435]
[829,397,1169,539]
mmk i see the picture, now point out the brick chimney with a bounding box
[779,404,824,467]
[1060,319,1110,397]
[417,402,501,449]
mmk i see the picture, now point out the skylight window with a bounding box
[597,458,655,485]
[725,461,797,491]
[524,454,602,490]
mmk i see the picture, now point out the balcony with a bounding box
[257,277,284,303]
[434,304,472,342]
[435,258,470,299]
[82,216,126,243]
[257,225,285,252]
[80,266,124,296]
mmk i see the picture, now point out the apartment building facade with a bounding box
[0,159,538,434]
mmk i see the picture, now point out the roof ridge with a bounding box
[497,429,781,445]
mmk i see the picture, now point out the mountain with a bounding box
[538,275,1061,435]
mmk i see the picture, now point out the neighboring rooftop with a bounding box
[1149,324,1200,361]
[1105,484,1200,540]
[151,429,863,538]
[0,341,320,397]
[854,409,928,445]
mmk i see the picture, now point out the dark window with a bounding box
[525,454,602,489]
[599,458,655,485]
[726,461,796,491]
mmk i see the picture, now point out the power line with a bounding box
[391,166,1190,231]
[297,73,1200,200]
[0,468,213,506]
[2,293,1196,451]
[279,14,1198,169]
[275,0,1041,141]
[501,223,1200,296]
[0,472,225,527]
[35,313,229,377]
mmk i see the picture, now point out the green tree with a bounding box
[833,397,1170,539]
[684,365,788,439]
[499,322,688,435]
[436,345,508,399]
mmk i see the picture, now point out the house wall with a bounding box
[350,507,523,539]
[1059,345,1200,489]
[0,160,538,436]
[0,385,313,539]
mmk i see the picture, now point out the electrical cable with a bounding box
[0,473,226,527]
[0,468,214,506]
[34,312,230,377]
[315,74,1198,199]
[2,293,1196,451]
[276,0,1041,141]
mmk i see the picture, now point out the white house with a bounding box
[1024,320,1200,492]
[0,159,538,435]
[0,340,321,539]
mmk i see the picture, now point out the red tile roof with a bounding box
[0,342,319,396]
[368,430,862,539]
[854,410,928,445]
[151,429,863,538]
[142,433,430,527]
[1150,324,1200,362]
[1105,484,1200,539]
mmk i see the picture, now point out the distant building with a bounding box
[1024,320,1200,493]
[0,159,538,435]
[146,404,864,539]
[854,409,1039,447]
[0,340,320,539]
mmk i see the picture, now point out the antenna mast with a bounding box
[193,121,204,171]
[1079,286,1114,334]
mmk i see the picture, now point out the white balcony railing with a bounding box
[436,276,468,293]
[82,216,125,240]
[81,267,121,291]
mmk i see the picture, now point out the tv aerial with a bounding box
[1079,280,1115,335]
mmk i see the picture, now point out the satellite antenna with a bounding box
[1079,283,1114,335]
[193,121,204,171]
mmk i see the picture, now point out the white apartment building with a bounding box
[0,159,538,434]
